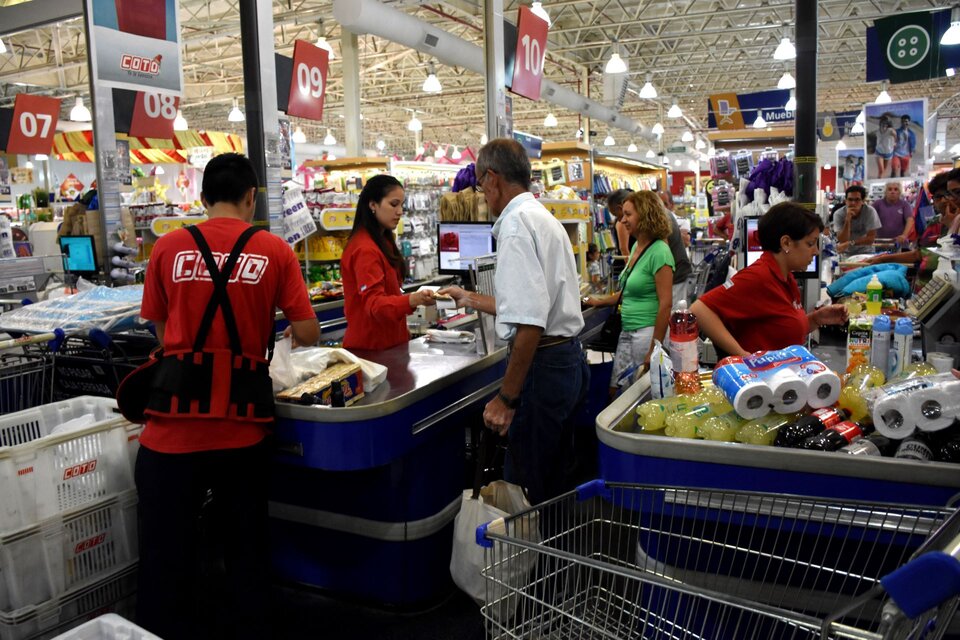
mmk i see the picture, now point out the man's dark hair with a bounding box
[607,189,634,209]
[928,171,950,195]
[476,138,531,190]
[946,167,960,183]
[758,202,825,253]
[200,153,258,206]
[901,115,911,122]
[845,184,867,200]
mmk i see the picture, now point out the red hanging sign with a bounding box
[287,40,329,121]
[129,91,179,139]
[6,94,61,155]
[510,6,549,101]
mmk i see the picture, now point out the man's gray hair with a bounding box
[476,138,532,190]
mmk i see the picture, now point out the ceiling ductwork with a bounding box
[333,0,654,140]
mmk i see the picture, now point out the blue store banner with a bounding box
[707,89,791,130]
[867,9,959,84]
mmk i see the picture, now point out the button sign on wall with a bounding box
[511,6,549,101]
[130,91,179,139]
[287,40,329,121]
[7,94,61,155]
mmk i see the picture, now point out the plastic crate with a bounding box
[49,613,157,640]
[0,397,142,533]
[0,563,136,640]
[0,491,138,612]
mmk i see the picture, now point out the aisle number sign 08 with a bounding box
[511,6,549,101]
[287,40,329,121]
[130,91,180,139]
[7,94,61,155]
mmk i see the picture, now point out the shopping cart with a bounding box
[477,480,960,640]
[0,331,60,414]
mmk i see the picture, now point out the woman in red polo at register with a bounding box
[341,175,435,350]
[691,202,848,356]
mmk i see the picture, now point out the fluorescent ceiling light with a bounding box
[408,115,423,132]
[851,121,864,135]
[674,159,682,167]
[777,72,796,89]
[773,36,796,60]
[604,48,628,74]
[323,129,336,145]
[70,97,91,122]
[434,146,445,159]
[667,101,682,118]
[695,138,706,150]
[154,165,165,175]
[315,36,336,60]
[292,127,307,144]
[836,139,846,150]
[173,109,188,131]
[651,122,665,136]
[753,112,767,128]
[422,64,442,93]
[376,139,386,151]
[228,98,244,122]
[941,7,960,45]
[627,142,638,152]
[639,74,657,99]
[480,133,488,145]
[543,112,558,127]
[681,130,694,142]
[646,149,656,159]
[875,81,892,104]
[824,163,832,170]
[603,133,615,146]
[784,90,796,111]
[24,160,34,169]
[452,146,462,160]
[530,1,551,27]
[855,110,865,125]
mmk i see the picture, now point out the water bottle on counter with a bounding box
[869,315,891,376]
[890,317,914,377]
[669,300,702,395]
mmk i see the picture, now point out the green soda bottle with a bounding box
[736,412,805,446]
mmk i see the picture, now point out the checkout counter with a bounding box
[267,305,611,605]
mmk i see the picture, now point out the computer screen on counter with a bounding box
[437,222,496,275]
[58,235,99,275]
[743,216,818,278]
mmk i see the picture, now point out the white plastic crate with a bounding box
[0,490,138,612]
[50,613,158,640]
[0,397,142,533]
[0,563,136,640]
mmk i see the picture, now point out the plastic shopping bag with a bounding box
[450,479,540,622]
[270,336,298,393]
[650,339,675,399]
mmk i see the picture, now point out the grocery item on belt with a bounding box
[713,356,774,420]
[867,372,960,439]
[837,364,886,423]
[277,362,365,407]
[846,317,873,374]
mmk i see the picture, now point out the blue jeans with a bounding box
[504,339,590,506]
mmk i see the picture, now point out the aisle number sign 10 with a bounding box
[7,94,61,155]
[287,40,330,121]
[130,92,180,139]
[511,6,549,101]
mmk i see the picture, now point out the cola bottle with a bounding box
[774,407,849,448]
[800,421,863,451]
[841,433,897,457]
[894,433,935,461]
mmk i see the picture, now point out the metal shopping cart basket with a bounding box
[0,331,59,414]
[477,480,960,640]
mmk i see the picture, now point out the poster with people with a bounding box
[836,148,865,191]
[864,99,926,181]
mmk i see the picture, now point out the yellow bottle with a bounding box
[890,362,937,382]
[700,411,747,442]
[837,364,886,423]
[664,398,734,438]
[737,412,805,446]
[865,275,883,316]
[636,395,693,432]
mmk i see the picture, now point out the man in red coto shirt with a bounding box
[137,153,318,639]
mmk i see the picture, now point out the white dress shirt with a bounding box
[491,192,585,342]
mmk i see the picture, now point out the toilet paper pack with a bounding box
[867,372,960,439]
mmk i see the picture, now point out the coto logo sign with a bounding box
[120,54,162,76]
[63,460,98,480]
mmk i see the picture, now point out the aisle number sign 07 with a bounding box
[511,6,549,101]
[129,91,180,139]
[287,40,329,121]
[7,94,61,155]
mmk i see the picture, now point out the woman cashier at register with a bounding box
[690,202,848,356]
[341,175,435,350]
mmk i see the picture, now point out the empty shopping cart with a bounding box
[0,331,60,414]
[477,480,960,640]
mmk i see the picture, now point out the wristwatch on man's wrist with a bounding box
[497,390,520,409]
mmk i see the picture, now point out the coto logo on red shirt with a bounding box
[171,251,270,284]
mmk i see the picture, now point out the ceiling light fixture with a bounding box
[851,120,865,135]
[452,146,462,160]
[651,122,665,135]
[604,41,628,74]
[856,110,865,125]
[934,142,945,153]
[327,154,337,161]
[323,129,337,145]
[824,163,832,170]
[603,133,615,146]
[70,97,91,122]
[434,146,446,159]
[667,100,682,118]
[695,138,706,150]
[416,145,425,156]
[645,149,656,159]
[173,109,188,131]
[228,98,244,122]
[543,112,558,127]
[627,142,638,153]
[480,133,488,144]
[681,130,694,142]
[292,127,307,144]
[422,63,442,93]
[35,153,48,161]
[0,37,7,55]
[784,90,797,111]
[530,1,551,27]
[941,7,960,45]
[753,111,767,128]
[777,71,796,89]
[707,147,717,157]
[639,73,658,99]
[836,139,846,151]
[773,31,796,60]
[408,114,423,132]
[315,20,336,60]
[950,142,960,154]
[674,159,682,167]
[376,139,386,151]
[24,160,34,169]
[154,165,165,175]
[948,67,956,77]
[875,81,892,104]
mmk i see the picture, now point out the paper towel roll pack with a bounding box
[867,373,960,439]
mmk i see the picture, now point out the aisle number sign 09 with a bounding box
[130,91,180,139]
[287,40,329,121]
[7,94,61,155]
[511,6,549,101]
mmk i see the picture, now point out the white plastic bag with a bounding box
[451,480,539,622]
[288,347,389,393]
[650,339,675,399]
[270,336,298,393]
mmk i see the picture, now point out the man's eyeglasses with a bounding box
[475,169,492,193]
[946,187,960,200]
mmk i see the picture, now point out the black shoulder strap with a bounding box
[186,225,262,354]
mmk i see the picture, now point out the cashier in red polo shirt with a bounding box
[690,202,848,356]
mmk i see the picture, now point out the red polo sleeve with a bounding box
[275,245,317,322]
[344,245,412,322]
[698,266,766,322]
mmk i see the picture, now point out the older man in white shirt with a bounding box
[441,138,589,505]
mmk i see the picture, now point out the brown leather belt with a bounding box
[537,335,575,349]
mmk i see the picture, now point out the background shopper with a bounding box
[833,185,882,253]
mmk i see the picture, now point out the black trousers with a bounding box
[135,440,270,640]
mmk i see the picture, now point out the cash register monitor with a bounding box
[743,216,818,278]
[58,235,99,277]
[438,222,496,280]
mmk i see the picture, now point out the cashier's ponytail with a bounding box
[351,174,408,279]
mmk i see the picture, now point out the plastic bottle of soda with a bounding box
[736,412,804,446]
[669,300,702,395]
[837,365,886,423]
[894,433,934,461]
[636,395,693,431]
[934,432,960,463]
[700,411,748,442]
[841,433,897,456]
[800,421,863,451]
[774,407,849,447]
[890,361,937,382]
[664,389,733,438]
